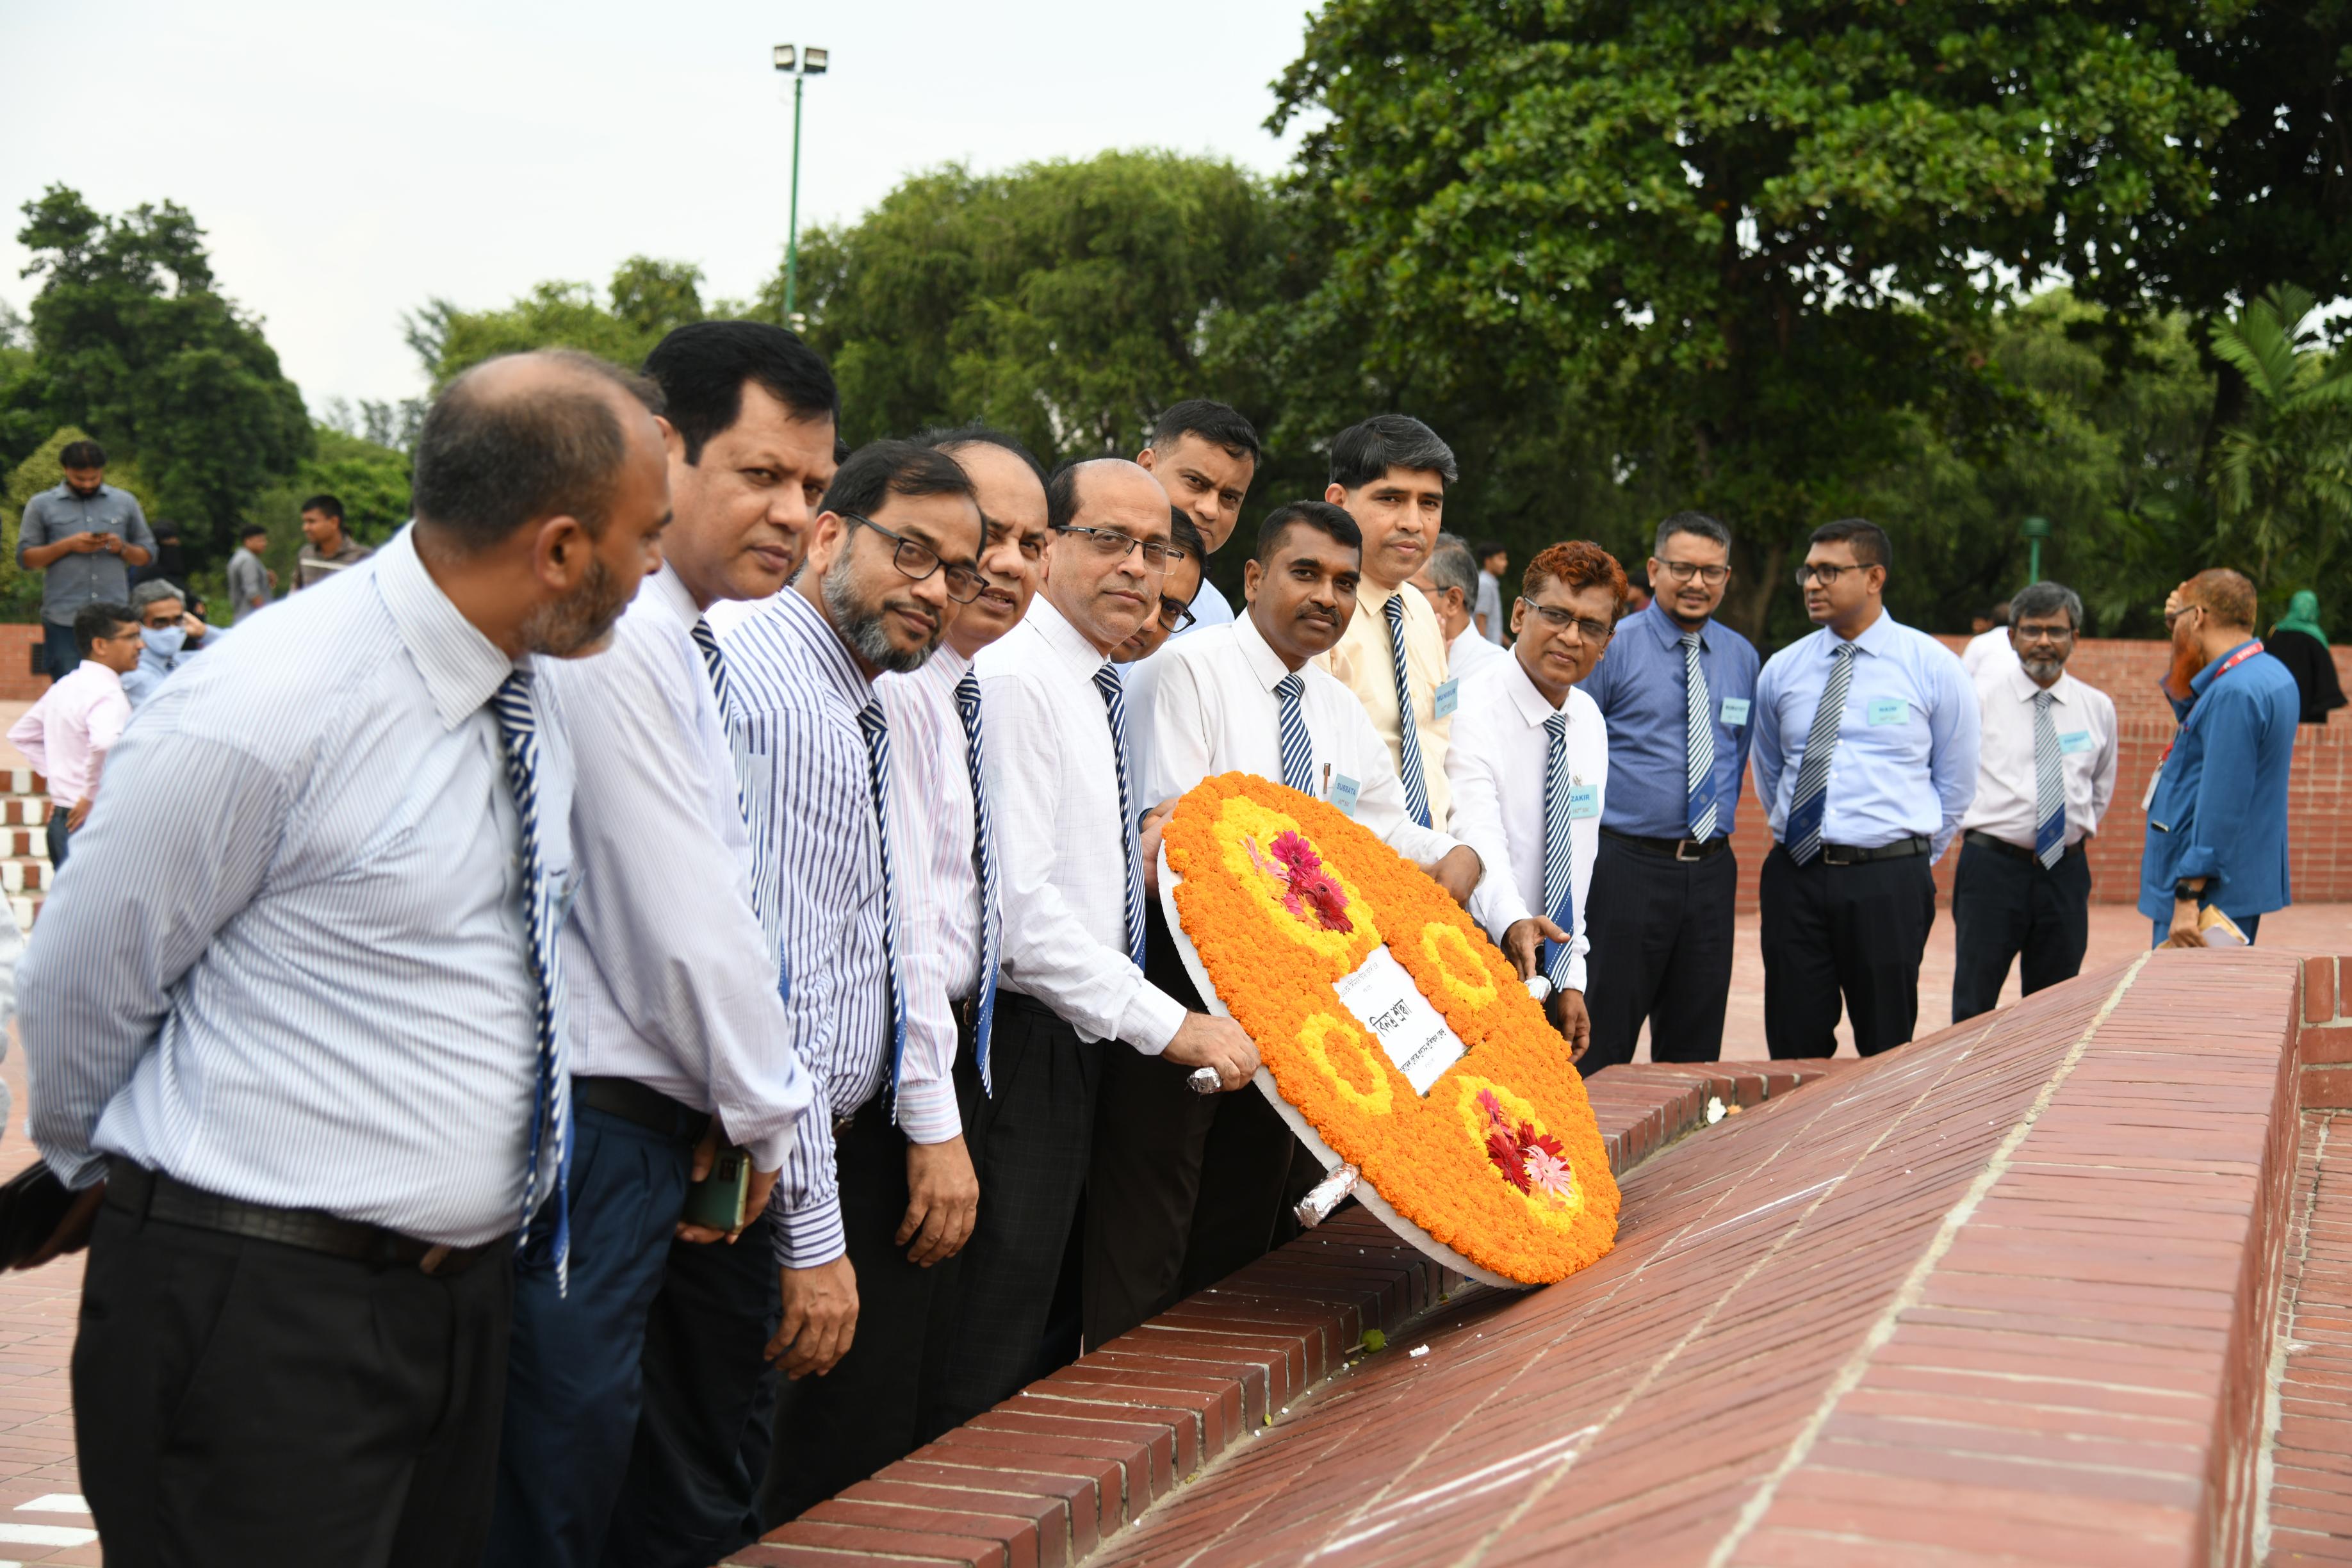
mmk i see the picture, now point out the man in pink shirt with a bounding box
[9,601,139,870]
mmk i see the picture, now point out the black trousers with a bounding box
[1760,843,1937,1058]
[601,1209,780,1568]
[763,1091,950,1524]
[1580,833,1738,1074]
[920,991,1100,1436]
[1950,838,2091,1023]
[46,808,70,871]
[74,1188,513,1568]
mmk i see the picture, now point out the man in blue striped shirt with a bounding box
[1576,512,1760,1072]
[20,350,671,1567]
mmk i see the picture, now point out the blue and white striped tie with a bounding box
[491,670,572,1291]
[954,670,1000,1092]
[1784,642,1855,865]
[1275,671,1314,794]
[1539,710,1578,991]
[1092,663,1147,970]
[856,701,910,1103]
[2032,690,2065,868]
[1382,594,1432,828]
[690,617,747,821]
[1683,631,1718,842]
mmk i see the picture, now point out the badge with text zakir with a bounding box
[1159,772,1619,1287]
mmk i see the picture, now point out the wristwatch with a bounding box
[2175,880,2202,902]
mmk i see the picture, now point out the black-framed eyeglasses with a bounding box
[1157,596,1198,634]
[1793,562,1868,587]
[842,512,984,604]
[2012,621,2077,644]
[1518,597,1613,642]
[2164,603,2203,628]
[1053,523,1184,569]
[1655,559,1731,586]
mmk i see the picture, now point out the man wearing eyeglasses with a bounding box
[927,458,1260,1434]
[1752,519,1979,1059]
[1950,581,2117,1022]
[1573,512,1760,1073]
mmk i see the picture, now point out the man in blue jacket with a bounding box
[2140,568,2298,945]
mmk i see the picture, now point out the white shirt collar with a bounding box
[374,527,524,732]
[1501,651,1571,728]
[646,562,701,630]
[1026,594,1115,677]
[1233,611,1300,694]
[2000,658,2074,707]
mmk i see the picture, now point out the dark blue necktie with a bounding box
[855,701,910,1101]
[1275,671,1314,794]
[490,670,571,1291]
[1383,594,1432,828]
[1093,664,1147,970]
[1784,642,1854,865]
[954,670,1000,1091]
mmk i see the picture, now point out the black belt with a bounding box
[105,1159,503,1276]
[1963,829,2082,863]
[1815,836,1930,865]
[1601,827,1731,862]
[576,1076,711,1143]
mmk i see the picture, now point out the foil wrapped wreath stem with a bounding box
[1157,772,1619,1287]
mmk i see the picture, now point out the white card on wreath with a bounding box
[1333,946,1466,1095]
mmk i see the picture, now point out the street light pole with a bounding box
[773,44,829,327]
[2020,514,2051,585]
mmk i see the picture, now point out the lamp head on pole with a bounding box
[772,44,795,72]
[773,44,828,76]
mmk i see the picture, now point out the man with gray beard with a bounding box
[714,439,984,1558]
[1950,580,2118,1021]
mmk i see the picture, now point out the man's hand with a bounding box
[1139,800,1177,896]
[18,1182,105,1270]
[1501,915,1569,982]
[65,797,90,832]
[1548,988,1592,1061]
[70,532,106,555]
[181,611,208,639]
[674,1123,780,1245]
[1426,845,1483,907]
[1163,1013,1259,1091]
[95,533,120,555]
[767,1255,858,1378]
[2164,897,2205,949]
[898,1135,979,1266]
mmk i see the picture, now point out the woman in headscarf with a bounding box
[2267,589,2348,726]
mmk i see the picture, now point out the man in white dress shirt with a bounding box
[762,425,1051,1516]
[1961,600,2016,678]
[929,459,1260,1430]
[1446,541,1631,1061]
[1413,532,1509,685]
[22,350,669,1567]
[1085,500,1489,1345]
[1951,580,2118,1022]
[1135,398,1258,635]
[491,322,834,1568]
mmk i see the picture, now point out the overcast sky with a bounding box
[0,0,1320,416]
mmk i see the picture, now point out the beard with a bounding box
[520,555,633,657]
[2020,655,2066,685]
[823,553,939,674]
[2162,616,2206,701]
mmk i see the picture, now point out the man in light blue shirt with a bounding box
[1752,518,1979,1058]
[1578,511,1760,1070]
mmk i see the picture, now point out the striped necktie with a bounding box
[2032,690,2065,868]
[490,670,571,1291]
[1783,642,1856,865]
[855,701,910,1102]
[1683,630,1717,842]
[1092,663,1148,970]
[954,670,1000,1091]
[1540,710,1578,990]
[689,617,734,717]
[1382,594,1432,828]
[1275,671,1314,794]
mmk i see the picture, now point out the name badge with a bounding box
[1866,698,1909,726]
[1432,678,1459,719]
[1329,774,1361,816]
[1719,696,1751,727]
[1568,783,1600,820]
[2140,762,2163,813]
[2058,730,2094,755]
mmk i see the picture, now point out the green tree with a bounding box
[6,186,311,567]
[409,257,706,387]
[237,423,413,598]
[2202,284,2352,594]
[1269,0,2235,639]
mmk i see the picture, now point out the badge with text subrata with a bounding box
[1158,772,1619,1287]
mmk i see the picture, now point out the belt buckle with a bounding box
[1821,844,1855,867]
[1674,838,1703,863]
[418,1243,452,1275]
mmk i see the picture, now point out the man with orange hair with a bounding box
[1446,541,1629,1060]
[2140,568,2298,946]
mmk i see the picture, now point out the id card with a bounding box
[1568,783,1600,819]
[1866,698,1909,726]
[1432,678,1459,719]
[1329,774,1361,816]
[2140,762,2163,813]
[1719,697,1751,726]
[2058,730,2094,755]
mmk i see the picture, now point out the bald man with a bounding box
[923,459,1259,1432]
[23,350,670,1567]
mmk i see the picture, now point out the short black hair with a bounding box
[1328,415,1457,489]
[918,424,1048,487]
[58,440,105,470]
[643,320,838,465]
[1256,500,1363,564]
[1809,516,1891,573]
[1170,509,1206,570]
[821,438,978,523]
[1148,399,1260,464]
[1472,539,1507,563]
[2008,582,2081,630]
[239,523,270,543]
[411,349,663,556]
[1654,510,1733,557]
[300,493,345,521]
[72,600,134,656]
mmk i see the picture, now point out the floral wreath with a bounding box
[1163,772,1619,1284]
